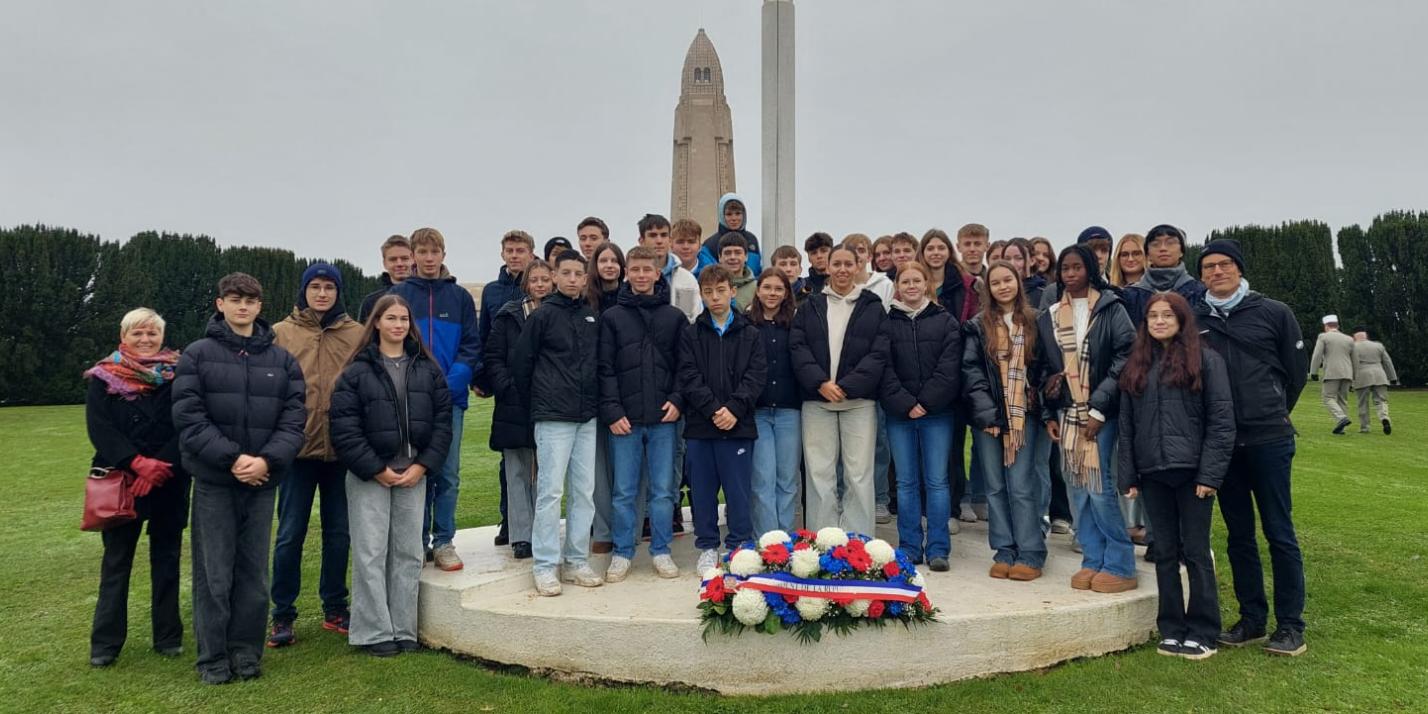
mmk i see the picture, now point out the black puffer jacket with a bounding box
[790,288,887,401]
[1035,290,1135,423]
[172,315,307,489]
[330,339,453,480]
[678,311,767,440]
[86,377,190,530]
[513,292,599,423]
[1116,346,1235,492]
[877,302,963,418]
[751,316,801,409]
[598,282,686,426]
[1192,291,1307,446]
[961,314,1043,430]
[484,298,536,450]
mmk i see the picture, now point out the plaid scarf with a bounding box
[1052,289,1102,491]
[84,345,180,400]
[994,318,1028,466]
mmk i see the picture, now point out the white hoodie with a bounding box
[858,270,894,311]
[664,253,702,322]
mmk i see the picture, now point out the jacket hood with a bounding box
[285,305,357,331]
[822,282,879,308]
[890,298,940,319]
[862,270,891,289]
[495,265,521,286]
[729,266,756,286]
[717,192,747,232]
[543,291,587,310]
[205,313,276,353]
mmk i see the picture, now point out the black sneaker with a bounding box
[1383,419,1392,435]
[494,521,510,547]
[1155,638,1181,657]
[365,641,400,657]
[928,557,950,572]
[395,639,421,653]
[1263,628,1306,656]
[266,618,295,648]
[1332,418,1351,435]
[1217,620,1267,647]
[511,541,532,559]
[89,653,117,668]
[1179,640,1217,660]
[198,666,234,685]
[233,659,261,680]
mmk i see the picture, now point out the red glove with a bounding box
[129,455,173,498]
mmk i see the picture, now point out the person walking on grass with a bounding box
[329,295,452,657]
[173,273,306,684]
[1193,239,1309,657]
[1309,314,1356,434]
[84,308,188,669]
[1117,292,1235,661]
[1351,328,1397,435]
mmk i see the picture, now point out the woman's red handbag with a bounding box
[82,467,137,531]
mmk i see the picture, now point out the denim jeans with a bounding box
[752,407,802,534]
[951,414,986,509]
[1141,475,1220,644]
[1032,420,1053,521]
[424,406,464,549]
[1218,437,1305,634]
[874,405,891,508]
[1068,420,1135,578]
[271,458,349,621]
[532,419,597,576]
[591,429,614,543]
[886,413,953,561]
[687,438,754,551]
[974,426,1046,568]
[191,480,276,675]
[609,422,678,559]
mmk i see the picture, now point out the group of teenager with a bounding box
[82,194,1311,684]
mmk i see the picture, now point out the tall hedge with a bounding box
[1335,212,1428,385]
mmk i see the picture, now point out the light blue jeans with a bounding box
[608,423,678,559]
[1068,420,1135,578]
[424,406,464,549]
[974,425,1046,568]
[532,419,597,576]
[752,407,802,535]
[886,413,953,561]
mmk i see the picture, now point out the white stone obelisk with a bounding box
[761,0,795,248]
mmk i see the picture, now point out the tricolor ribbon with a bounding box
[702,571,921,603]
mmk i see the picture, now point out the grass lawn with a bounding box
[1,391,1425,713]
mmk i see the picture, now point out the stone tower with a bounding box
[671,29,735,236]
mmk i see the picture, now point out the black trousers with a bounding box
[192,480,277,674]
[1048,444,1073,523]
[90,519,184,657]
[1140,476,1220,644]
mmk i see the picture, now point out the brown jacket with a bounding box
[272,307,366,461]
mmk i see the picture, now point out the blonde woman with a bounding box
[1110,233,1147,288]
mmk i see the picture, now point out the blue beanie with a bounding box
[1077,226,1112,244]
[297,262,344,309]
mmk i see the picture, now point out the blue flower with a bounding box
[889,602,905,617]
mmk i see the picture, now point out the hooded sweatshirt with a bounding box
[696,192,763,276]
[663,253,702,322]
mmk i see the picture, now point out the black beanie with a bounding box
[1077,226,1111,244]
[1145,224,1186,253]
[544,236,573,260]
[1199,239,1245,275]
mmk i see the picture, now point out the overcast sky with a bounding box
[3,1,1425,280]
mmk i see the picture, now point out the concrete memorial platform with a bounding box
[419,511,1159,695]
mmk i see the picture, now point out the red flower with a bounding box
[882,562,901,578]
[832,546,849,560]
[917,592,931,609]
[846,550,873,572]
[762,543,790,565]
[795,529,816,541]
[868,600,885,618]
[846,539,867,553]
[793,541,812,551]
[702,576,726,603]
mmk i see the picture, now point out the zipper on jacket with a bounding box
[377,357,411,456]
[239,348,252,453]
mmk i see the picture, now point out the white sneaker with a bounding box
[1051,518,1073,535]
[697,549,721,577]
[561,564,604,588]
[652,554,680,579]
[534,570,562,597]
[949,517,961,535]
[958,505,977,523]
[605,555,631,583]
[875,504,893,524]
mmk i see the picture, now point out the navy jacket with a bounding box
[484,299,536,450]
[474,266,524,393]
[751,316,801,409]
[390,268,480,409]
[678,311,767,441]
[598,282,687,426]
[357,272,395,324]
[1193,291,1307,446]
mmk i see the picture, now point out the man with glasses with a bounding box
[1193,239,1309,658]
[1121,224,1205,326]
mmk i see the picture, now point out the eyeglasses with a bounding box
[1201,259,1237,274]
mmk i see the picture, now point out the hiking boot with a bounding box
[1070,568,1096,590]
[1156,638,1182,657]
[561,564,604,588]
[1090,572,1138,593]
[533,570,562,597]
[1218,620,1267,647]
[1264,628,1307,657]
[266,618,295,648]
[605,555,631,583]
[989,562,1011,579]
[652,554,680,579]
[511,541,532,560]
[323,610,350,635]
[697,549,721,576]
[493,522,509,547]
[198,666,234,685]
[1008,564,1042,581]
[591,541,614,554]
[929,557,950,572]
[1332,418,1350,435]
[433,543,464,571]
[1383,419,1392,435]
[364,641,399,658]
[958,504,977,523]
[1179,640,1218,660]
[875,504,892,524]
[1051,518,1072,535]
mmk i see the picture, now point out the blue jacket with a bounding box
[1121,267,1206,328]
[391,268,481,409]
[695,192,762,276]
[475,266,524,393]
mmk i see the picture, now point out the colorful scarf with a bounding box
[84,345,180,400]
[994,317,1028,466]
[1053,290,1101,491]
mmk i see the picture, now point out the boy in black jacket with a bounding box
[172,273,306,684]
[598,247,688,581]
[679,266,767,576]
[513,251,603,597]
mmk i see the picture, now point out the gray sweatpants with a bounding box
[503,448,536,544]
[346,473,424,647]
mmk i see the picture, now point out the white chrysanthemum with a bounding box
[705,567,725,581]
[911,572,925,588]
[844,599,871,618]
[865,539,896,567]
[790,548,822,578]
[795,596,831,621]
[728,548,764,577]
[757,530,792,550]
[814,527,849,550]
[732,588,769,626]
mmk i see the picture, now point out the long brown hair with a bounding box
[977,261,1036,360]
[351,294,436,366]
[1119,291,1203,396]
[918,228,963,295]
[585,241,625,311]
[1029,237,1056,281]
[746,268,796,328]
